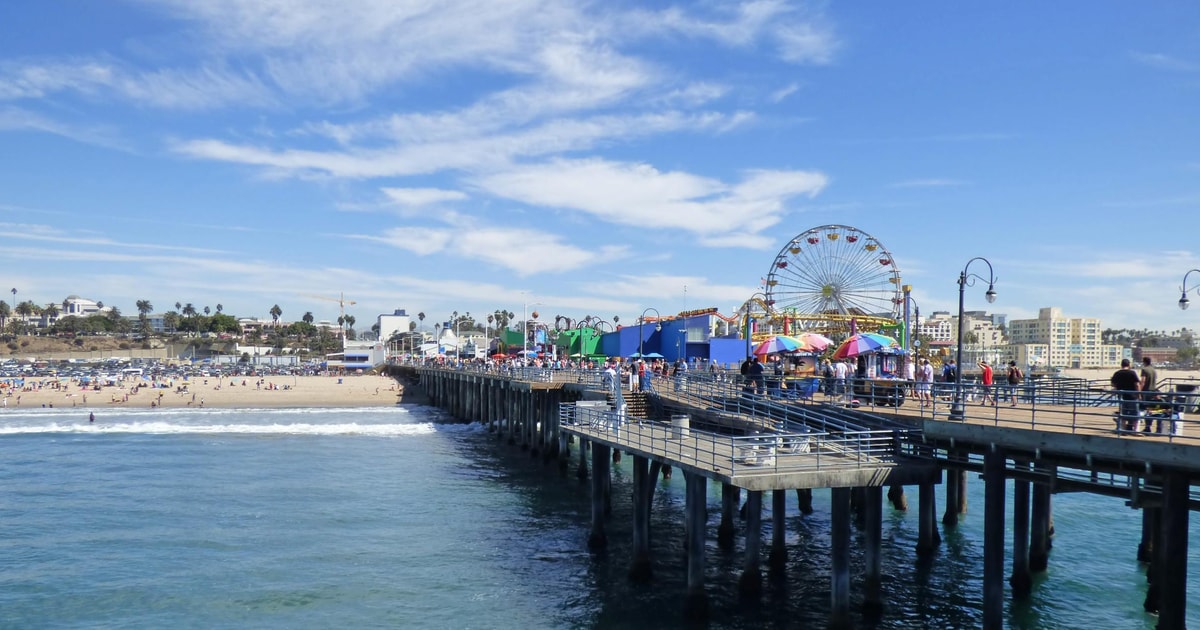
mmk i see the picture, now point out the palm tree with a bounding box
[0,300,10,332]
[344,315,356,334]
[269,304,282,327]
[43,303,59,326]
[175,301,182,313]
[302,311,314,325]
[136,300,153,317]
[216,304,223,314]
[204,306,211,317]
[418,311,425,329]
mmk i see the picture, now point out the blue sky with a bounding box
[1,1,1198,333]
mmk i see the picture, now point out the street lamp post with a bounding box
[1178,269,1200,310]
[741,292,770,358]
[950,257,998,420]
[434,323,442,357]
[639,307,662,358]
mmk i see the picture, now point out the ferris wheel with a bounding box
[764,225,903,324]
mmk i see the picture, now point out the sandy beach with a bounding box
[1,374,410,411]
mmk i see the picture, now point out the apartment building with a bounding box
[1006,307,1124,369]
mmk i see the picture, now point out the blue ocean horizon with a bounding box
[1,405,1195,628]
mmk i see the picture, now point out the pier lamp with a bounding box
[904,290,921,370]
[950,257,997,420]
[434,323,442,356]
[639,307,662,358]
[1178,269,1200,310]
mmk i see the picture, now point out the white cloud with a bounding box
[354,223,618,276]
[381,187,468,206]
[473,158,827,240]
[769,83,800,103]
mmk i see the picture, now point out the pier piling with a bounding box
[830,486,851,628]
[718,484,739,551]
[683,472,709,621]
[738,490,763,597]
[917,481,940,556]
[863,486,884,616]
[1010,462,1032,599]
[768,489,788,573]
[982,448,1006,629]
[588,443,611,551]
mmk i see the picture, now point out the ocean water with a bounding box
[1,404,1197,629]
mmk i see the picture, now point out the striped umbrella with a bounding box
[792,332,834,352]
[832,332,901,359]
[752,335,806,355]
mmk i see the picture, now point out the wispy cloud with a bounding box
[769,83,800,103]
[381,187,468,206]
[1131,51,1200,72]
[0,106,129,150]
[890,178,968,189]
[350,222,628,276]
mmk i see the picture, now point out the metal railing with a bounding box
[564,403,907,475]
[412,364,1200,446]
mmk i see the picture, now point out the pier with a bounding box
[393,365,1198,629]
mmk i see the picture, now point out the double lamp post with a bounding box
[950,257,997,421]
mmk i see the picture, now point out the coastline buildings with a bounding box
[1006,307,1125,370]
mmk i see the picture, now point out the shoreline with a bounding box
[0,374,422,411]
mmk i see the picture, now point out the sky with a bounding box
[1,1,1198,335]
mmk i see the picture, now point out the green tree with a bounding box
[0,300,10,332]
[270,304,283,327]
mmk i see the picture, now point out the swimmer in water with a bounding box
[89,412,95,423]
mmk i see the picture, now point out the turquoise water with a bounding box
[1,405,1196,628]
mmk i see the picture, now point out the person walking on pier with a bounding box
[1111,359,1142,432]
[1005,361,1022,406]
[916,358,933,407]
[977,360,996,406]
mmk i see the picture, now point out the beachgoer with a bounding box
[1005,361,1023,406]
[833,359,848,398]
[1111,359,1141,432]
[89,412,94,423]
[977,360,995,405]
[917,358,934,406]
[748,355,765,395]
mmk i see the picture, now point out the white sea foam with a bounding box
[0,421,437,436]
[0,405,447,436]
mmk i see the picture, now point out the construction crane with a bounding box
[304,292,357,339]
